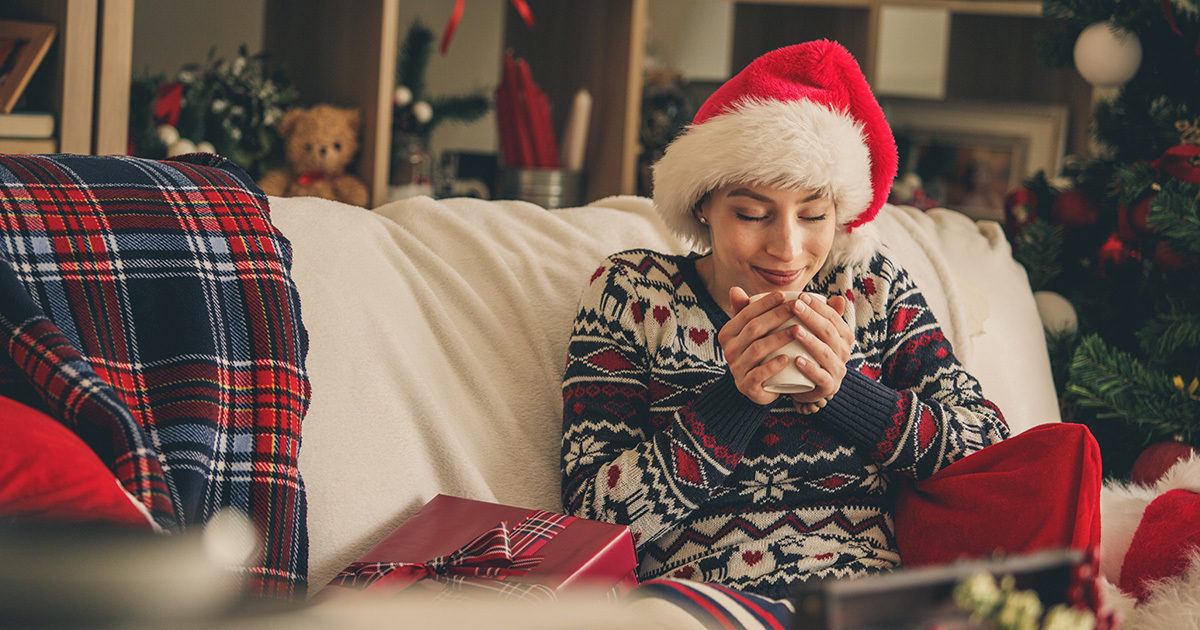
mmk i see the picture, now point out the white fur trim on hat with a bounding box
[651,98,873,255]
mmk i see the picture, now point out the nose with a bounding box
[765,221,802,261]
[319,146,327,157]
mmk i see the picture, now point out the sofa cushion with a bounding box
[0,394,152,527]
[0,153,309,599]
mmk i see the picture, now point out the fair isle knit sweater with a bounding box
[561,249,1009,599]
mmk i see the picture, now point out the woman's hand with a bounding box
[788,294,854,414]
[717,288,803,405]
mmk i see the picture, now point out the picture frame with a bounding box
[883,98,1069,221]
[0,20,57,114]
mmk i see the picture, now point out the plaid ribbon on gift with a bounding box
[331,509,575,600]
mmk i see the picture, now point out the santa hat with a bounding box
[651,40,897,266]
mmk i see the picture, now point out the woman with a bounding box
[560,40,1008,600]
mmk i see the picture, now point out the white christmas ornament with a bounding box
[1033,290,1078,334]
[1074,22,1142,87]
[195,141,216,154]
[412,101,433,124]
[156,124,180,146]
[394,86,413,107]
[167,138,197,157]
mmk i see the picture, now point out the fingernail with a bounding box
[801,293,814,304]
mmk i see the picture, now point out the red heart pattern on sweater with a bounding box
[742,550,763,566]
[652,306,670,324]
[673,566,695,579]
[689,328,709,347]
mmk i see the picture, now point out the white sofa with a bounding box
[266,194,1062,597]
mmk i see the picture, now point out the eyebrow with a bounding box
[727,188,823,204]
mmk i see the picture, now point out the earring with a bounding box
[698,216,709,225]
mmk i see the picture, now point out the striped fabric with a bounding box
[0,153,310,600]
[630,578,795,629]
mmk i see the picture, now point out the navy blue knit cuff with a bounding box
[820,370,904,450]
[687,371,770,454]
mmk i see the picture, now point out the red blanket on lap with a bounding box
[895,422,1102,566]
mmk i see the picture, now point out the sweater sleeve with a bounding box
[818,263,1009,480]
[560,255,768,548]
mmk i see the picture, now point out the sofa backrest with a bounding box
[269,195,1058,592]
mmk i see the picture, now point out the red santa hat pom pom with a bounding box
[651,39,897,263]
[1119,489,1200,602]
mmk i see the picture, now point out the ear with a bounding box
[343,107,362,134]
[277,108,305,137]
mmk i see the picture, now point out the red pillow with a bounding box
[895,422,1101,567]
[0,395,153,528]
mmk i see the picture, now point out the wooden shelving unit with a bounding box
[506,0,1090,202]
[0,0,1088,208]
[0,0,132,156]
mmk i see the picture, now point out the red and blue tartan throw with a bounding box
[629,579,795,630]
[0,153,310,600]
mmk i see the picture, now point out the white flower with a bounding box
[177,70,195,83]
[167,138,196,157]
[230,127,242,140]
[232,56,246,75]
[1042,605,1096,630]
[412,100,433,123]
[995,590,1042,630]
[211,99,229,113]
[156,124,180,146]
[230,105,245,118]
[954,573,1003,615]
[394,86,413,106]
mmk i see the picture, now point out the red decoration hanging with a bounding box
[1150,144,1200,184]
[1097,232,1142,277]
[1050,188,1100,229]
[441,0,536,55]
[1154,240,1197,271]
[1117,195,1154,241]
[1131,439,1199,486]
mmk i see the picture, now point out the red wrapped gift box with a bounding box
[322,494,638,598]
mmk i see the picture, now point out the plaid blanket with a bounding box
[0,153,310,599]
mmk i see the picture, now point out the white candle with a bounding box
[560,89,592,172]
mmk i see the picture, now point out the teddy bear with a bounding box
[258,104,370,207]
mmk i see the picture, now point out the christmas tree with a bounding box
[1010,0,1200,477]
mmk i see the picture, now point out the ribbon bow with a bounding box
[331,509,574,592]
[297,171,327,187]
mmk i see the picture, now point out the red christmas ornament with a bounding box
[1154,240,1197,271]
[1003,187,1038,237]
[1117,196,1153,241]
[1150,144,1200,185]
[1130,440,1199,486]
[1050,188,1100,229]
[1097,232,1141,277]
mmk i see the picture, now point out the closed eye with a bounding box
[801,214,828,222]
[737,213,767,222]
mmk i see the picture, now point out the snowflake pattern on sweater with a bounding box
[561,249,1008,599]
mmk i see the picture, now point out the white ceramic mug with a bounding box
[749,291,827,394]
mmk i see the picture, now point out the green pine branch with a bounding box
[1012,219,1064,291]
[397,20,434,101]
[427,93,491,131]
[1148,180,1200,255]
[1138,305,1200,373]
[1067,334,1200,443]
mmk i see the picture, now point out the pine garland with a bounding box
[1068,334,1200,443]
[1148,180,1200,255]
[1012,220,1064,291]
[391,20,491,143]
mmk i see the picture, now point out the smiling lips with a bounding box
[755,266,802,286]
